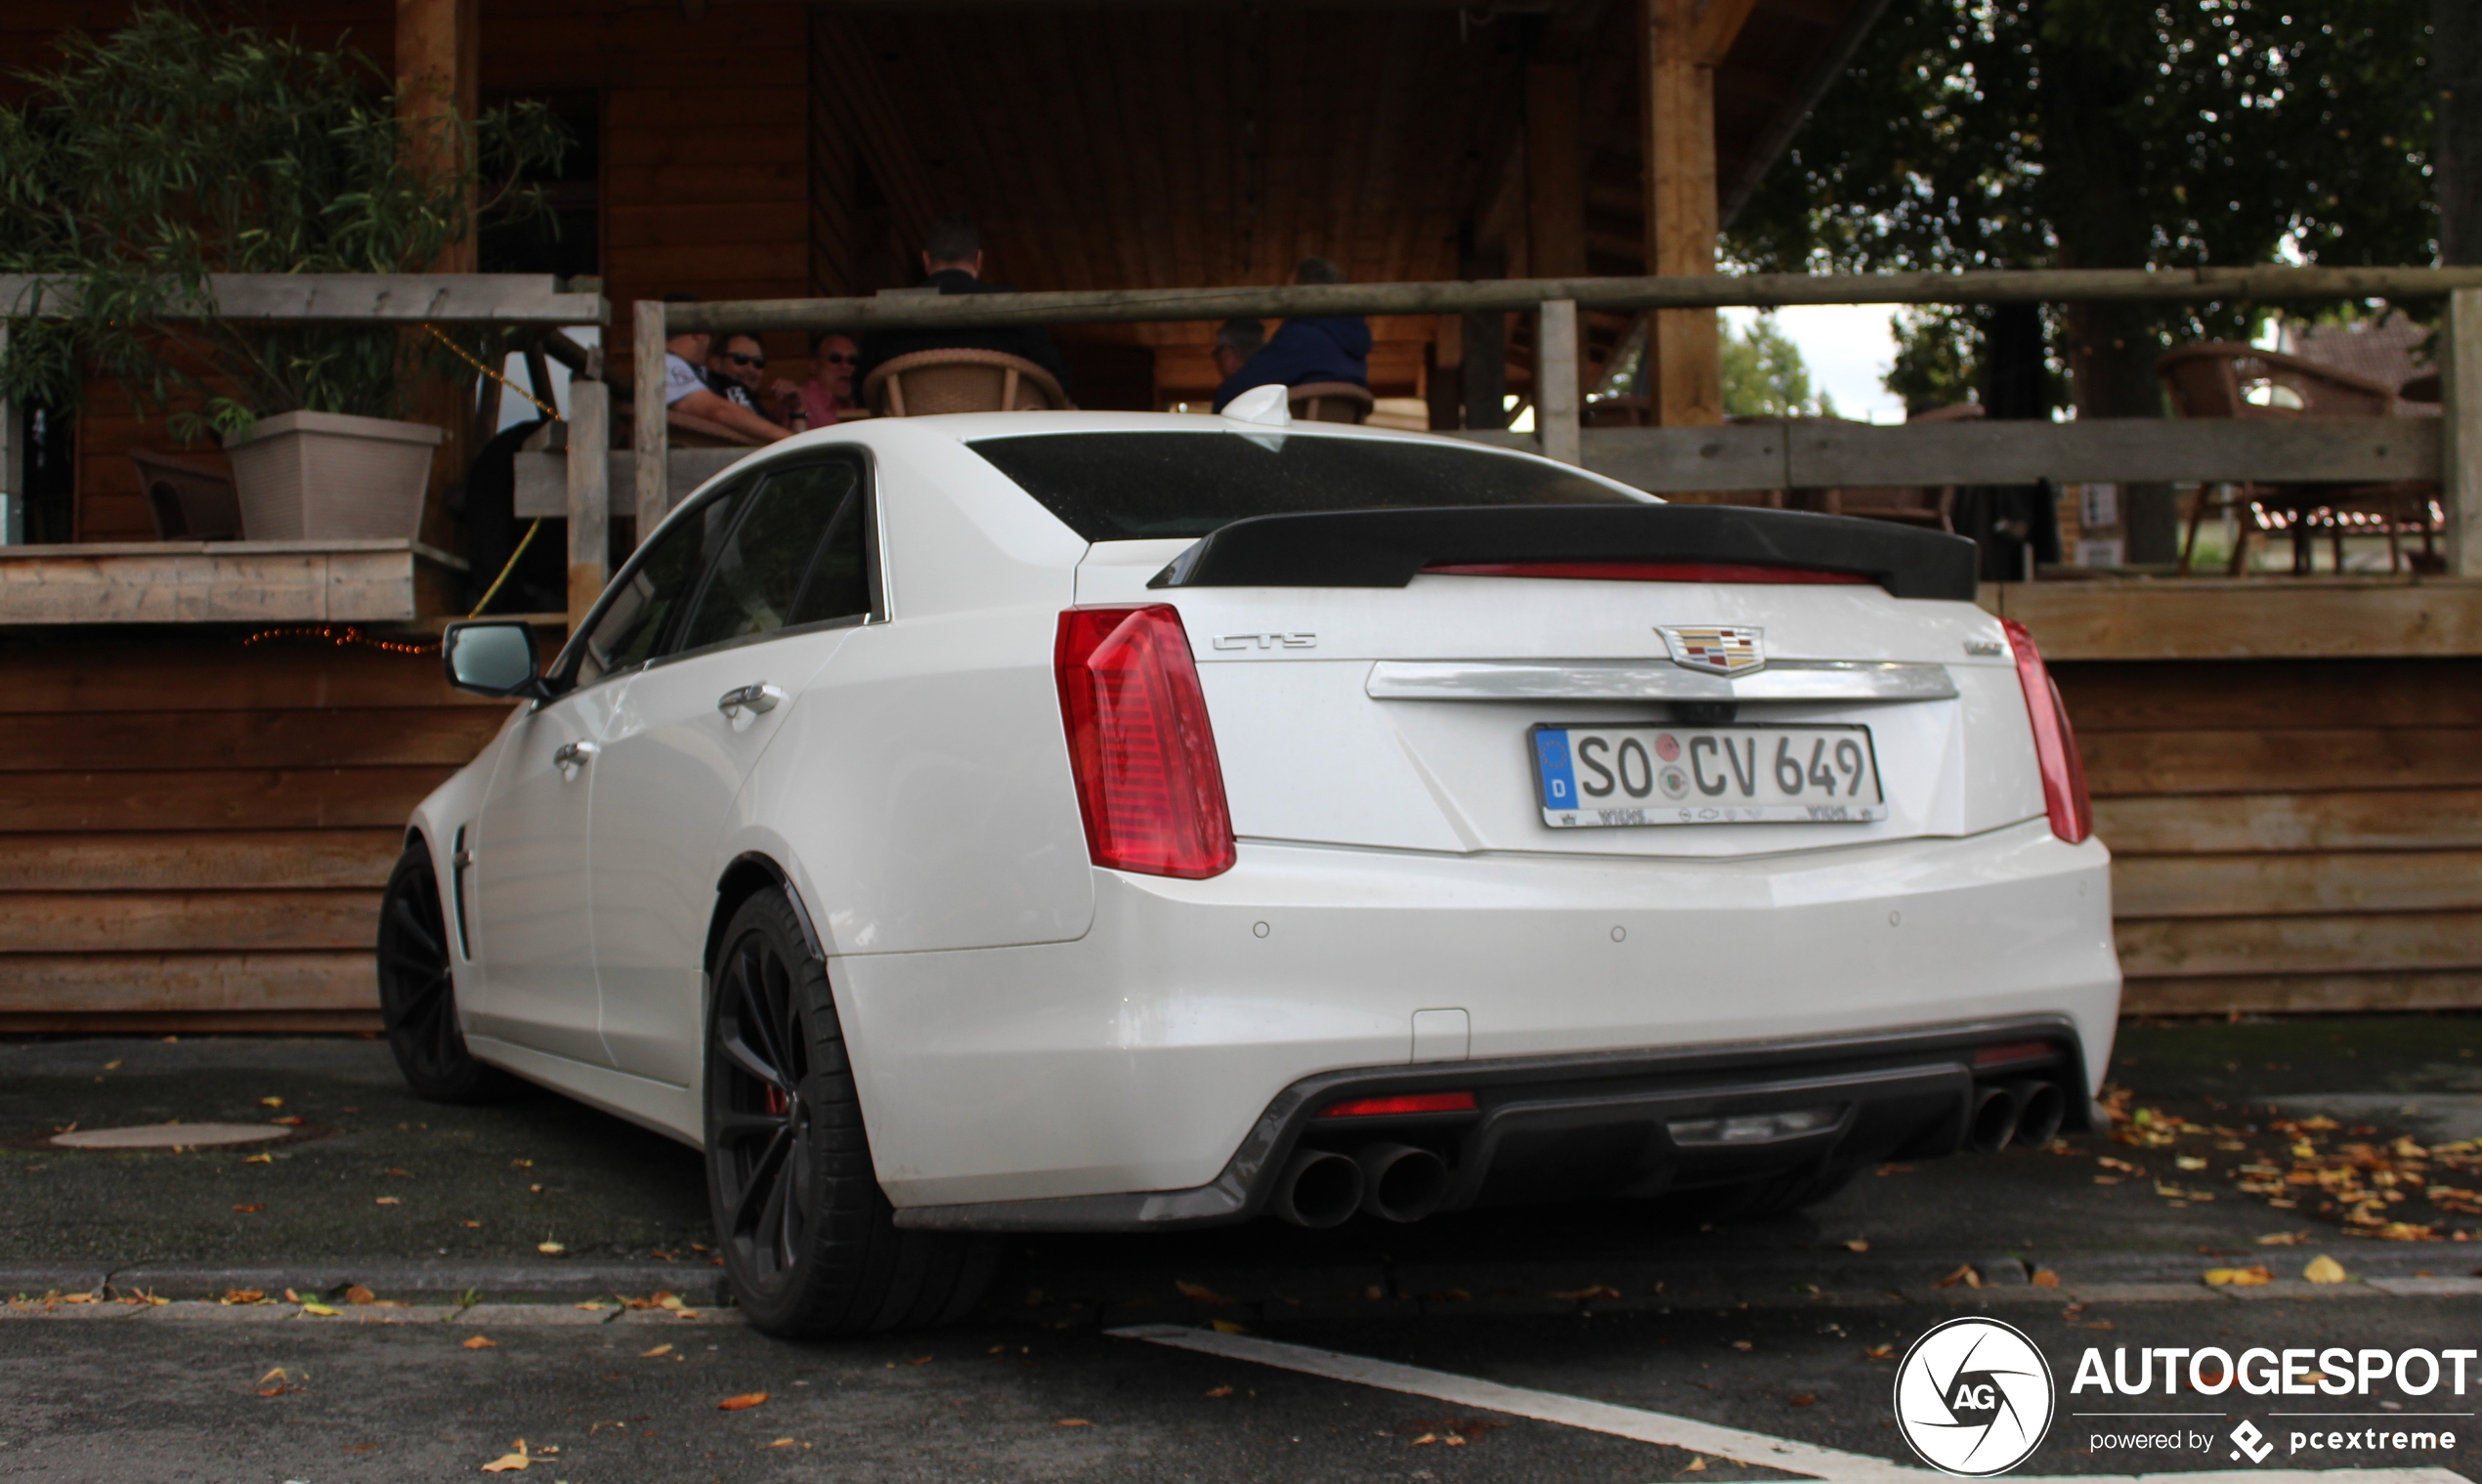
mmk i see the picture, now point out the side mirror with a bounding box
[443,620,545,699]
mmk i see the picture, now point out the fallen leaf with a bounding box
[1843,1238,1869,1252]
[345,1286,376,1305]
[574,1301,610,1311]
[1445,1434,1469,1446]
[241,1153,272,1165]
[1055,1418,1091,1427]
[2177,1155,2209,1170]
[374,1197,403,1207]
[1682,1458,1708,1473]
[2257,1231,2311,1246]
[462,1336,497,1350]
[260,1097,284,1107]
[1864,1344,1895,1360]
[535,1241,565,1254]
[480,1438,532,1472]
[657,1293,691,1311]
[464,1220,485,1229]
[1410,1433,1438,1446]
[255,1366,291,1397]
[640,1344,674,1358]
[1206,1385,1234,1398]
[1936,1264,1982,1290]
[2031,1268,2061,1289]
[2204,1266,2273,1287]
[907,1355,933,1366]
[2305,1254,2349,1284]
[232,1204,263,1213]
[511,1158,533,1167]
[102,1060,122,1071]
[1176,1279,1236,1305]
[1551,1284,1623,1301]
[718,1392,768,1411]
[301,1301,342,1316]
[1210,1319,1249,1335]
[1790,1393,1818,1406]
[1730,1339,1753,1352]
[272,1116,305,1126]
[221,1290,265,1305]
[766,1438,798,1448]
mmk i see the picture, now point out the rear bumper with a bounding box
[891,1015,2091,1231]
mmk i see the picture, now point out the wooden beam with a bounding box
[2123,971,2482,1016]
[566,378,610,621]
[1986,576,2482,661]
[2092,787,2482,854]
[0,275,604,324]
[1690,0,1765,64]
[0,540,465,625]
[1642,0,1722,427]
[633,299,670,550]
[2449,287,2482,577]
[1526,64,1589,280]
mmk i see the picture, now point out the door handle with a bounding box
[717,683,785,722]
[553,740,599,777]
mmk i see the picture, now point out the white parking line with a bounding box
[1107,1325,2472,1484]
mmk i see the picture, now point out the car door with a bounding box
[466,473,760,1065]
[589,455,878,1086]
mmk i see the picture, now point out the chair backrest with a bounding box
[128,449,243,540]
[1287,380,1374,424]
[2158,341,2398,420]
[864,349,1069,416]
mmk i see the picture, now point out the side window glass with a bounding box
[572,481,754,686]
[676,460,869,653]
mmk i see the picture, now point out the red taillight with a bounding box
[1973,1039,2055,1068]
[1424,562,1866,585]
[1054,605,1236,879]
[2000,618,2092,844]
[1318,1091,1477,1119]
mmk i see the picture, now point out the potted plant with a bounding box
[0,8,566,540]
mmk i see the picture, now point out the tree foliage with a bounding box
[1727,0,2437,412]
[1721,315,1837,417]
[0,8,567,441]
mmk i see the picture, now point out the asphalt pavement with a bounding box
[8,1015,2482,1481]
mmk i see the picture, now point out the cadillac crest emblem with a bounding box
[1659,625,1766,677]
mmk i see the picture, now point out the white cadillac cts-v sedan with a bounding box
[382,393,2119,1336]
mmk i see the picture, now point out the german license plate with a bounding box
[1530,723,1886,827]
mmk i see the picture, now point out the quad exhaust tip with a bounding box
[1964,1079,2067,1154]
[1354,1142,1449,1224]
[1966,1082,2023,1153]
[2008,1078,2067,1149]
[1269,1148,1364,1228]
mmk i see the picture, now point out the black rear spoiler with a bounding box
[1146,504,1981,602]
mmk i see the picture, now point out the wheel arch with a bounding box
[706,851,826,975]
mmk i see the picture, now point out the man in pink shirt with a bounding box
[778,332,860,431]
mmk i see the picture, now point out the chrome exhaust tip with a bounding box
[1354,1142,1449,1223]
[2008,1079,2067,1150]
[1269,1148,1365,1228]
[1966,1082,2024,1153]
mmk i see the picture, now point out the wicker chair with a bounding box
[1287,381,1374,424]
[863,349,1069,416]
[129,449,244,540]
[2156,341,2439,573]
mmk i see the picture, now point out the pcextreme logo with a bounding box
[1894,1317,2057,1475]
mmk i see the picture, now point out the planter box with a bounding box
[224,409,445,541]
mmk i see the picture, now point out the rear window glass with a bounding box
[968,431,1646,541]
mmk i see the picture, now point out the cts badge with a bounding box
[1659,625,1766,677]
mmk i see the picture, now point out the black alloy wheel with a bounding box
[704,886,997,1336]
[377,839,512,1103]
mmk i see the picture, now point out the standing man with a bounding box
[854,215,1072,398]
[661,303,790,444]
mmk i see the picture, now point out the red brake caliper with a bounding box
[763,1085,788,1117]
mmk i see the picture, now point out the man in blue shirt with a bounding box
[1211,256,1372,413]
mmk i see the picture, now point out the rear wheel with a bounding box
[705,887,998,1336]
[377,840,513,1104]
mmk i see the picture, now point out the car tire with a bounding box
[704,886,999,1337]
[377,839,515,1104]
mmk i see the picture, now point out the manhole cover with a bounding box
[50,1123,292,1150]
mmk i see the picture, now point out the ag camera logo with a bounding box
[1895,1316,2056,1475]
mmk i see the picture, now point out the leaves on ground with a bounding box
[535,1241,565,1254]
[2204,1265,2273,1287]
[2305,1253,2349,1284]
[640,1344,673,1358]
[1055,1418,1091,1427]
[1551,1285,1622,1301]
[718,1392,768,1411]
[1210,1319,1249,1335]
[2030,1268,2061,1288]
[462,1335,497,1350]
[232,1204,263,1213]
[1205,1385,1234,1397]
[374,1197,403,1207]
[480,1439,532,1472]
[300,1301,341,1316]
[1935,1264,1981,1290]
[255,1366,292,1397]
[1175,1280,1236,1305]
[1863,1344,1895,1359]
[1842,1238,1869,1252]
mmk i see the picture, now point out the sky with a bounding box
[1722,303,1908,423]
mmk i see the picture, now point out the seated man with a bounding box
[706,333,781,424]
[660,299,789,444]
[1210,318,1265,383]
[854,215,1072,398]
[1210,257,1371,413]
[775,331,861,431]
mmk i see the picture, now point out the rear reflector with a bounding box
[2000,618,2093,845]
[1425,561,1868,585]
[1055,605,1236,879]
[1318,1091,1477,1119]
[1973,1039,2056,1068]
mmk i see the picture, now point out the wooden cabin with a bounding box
[1,0,2477,1032]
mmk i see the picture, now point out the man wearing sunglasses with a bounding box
[782,332,861,431]
[705,333,779,422]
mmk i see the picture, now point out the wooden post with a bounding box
[0,325,19,546]
[566,376,610,622]
[2449,288,2482,577]
[1538,300,1582,465]
[1527,64,1588,281]
[1638,0,1754,428]
[396,0,480,274]
[633,299,670,546]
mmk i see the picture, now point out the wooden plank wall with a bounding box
[0,630,510,1032]
[2063,657,2482,1016]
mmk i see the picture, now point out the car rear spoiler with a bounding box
[1147,504,1981,602]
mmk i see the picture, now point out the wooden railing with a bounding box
[649,265,2482,588]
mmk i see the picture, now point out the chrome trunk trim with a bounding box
[1363,658,1959,703]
